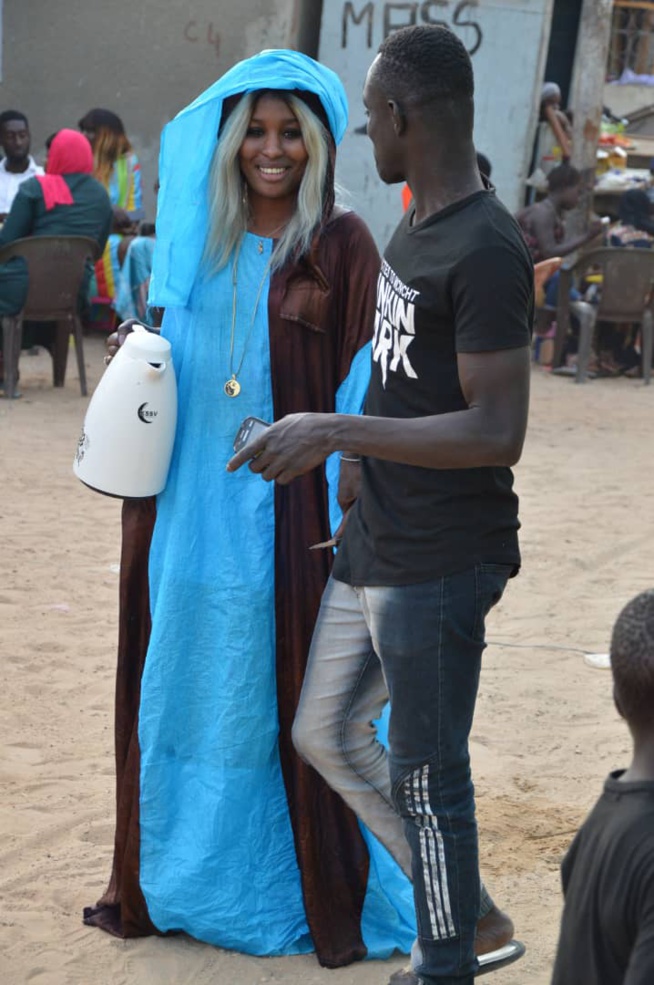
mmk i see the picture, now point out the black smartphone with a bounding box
[233,416,271,454]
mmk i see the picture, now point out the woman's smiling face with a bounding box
[238,94,309,203]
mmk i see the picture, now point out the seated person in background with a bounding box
[609,189,654,249]
[533,257,563,306]
[78,109,142,307]
[114,222,156,323]
[516,163,603,306]
[0,129,113,358]
[598,187,654,374]
[551,589,654,985]
[114,179,159,324]
[0,110,44,219]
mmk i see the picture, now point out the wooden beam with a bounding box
[613,2,654,11]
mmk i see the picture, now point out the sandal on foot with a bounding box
[477,939,526,975]
[387,940,526,983]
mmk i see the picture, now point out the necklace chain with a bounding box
[224,237,271,398]
[249,218,287,239]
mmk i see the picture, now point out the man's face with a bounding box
[560,182,581,210]
[363,59,405,185]
[1,119,31,164]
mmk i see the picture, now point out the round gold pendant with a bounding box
[224,377,241,397]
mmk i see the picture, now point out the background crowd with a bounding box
[2,74,654,386]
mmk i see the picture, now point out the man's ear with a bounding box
[389,100,407,137]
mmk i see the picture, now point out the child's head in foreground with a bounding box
[611,589,654,734]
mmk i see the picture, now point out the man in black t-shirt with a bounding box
[551,590,654,985]
[229,26,532,985]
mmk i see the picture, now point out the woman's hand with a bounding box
[104,318,145,365]
[337,458,361,513]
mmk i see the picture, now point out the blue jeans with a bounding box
[293,565,512,984]
[544,269,581,308]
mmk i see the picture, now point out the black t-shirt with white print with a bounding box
[333,188,534,587]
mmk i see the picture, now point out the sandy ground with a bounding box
[1,335,652,985]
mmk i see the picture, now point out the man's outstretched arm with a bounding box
[227,344,530,484]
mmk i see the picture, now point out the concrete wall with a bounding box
[319,0,555,249]
[1,0,557,242]
[0,0,321,220]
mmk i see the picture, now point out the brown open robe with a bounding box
[83,211,382,968]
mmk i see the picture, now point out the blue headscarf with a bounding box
[150,49,349,307]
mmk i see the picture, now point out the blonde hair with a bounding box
[93,128,133,186]
[205,91,329,272]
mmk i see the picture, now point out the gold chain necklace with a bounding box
[224,238,272,398]
[252,219,287,254]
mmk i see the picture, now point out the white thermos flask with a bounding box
[73,325,177,497]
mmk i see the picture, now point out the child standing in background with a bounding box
[551,589,654,985]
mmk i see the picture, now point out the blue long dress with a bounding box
[137,232,415,955]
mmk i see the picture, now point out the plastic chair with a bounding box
[552,247,654,384]
[0,235,101,399]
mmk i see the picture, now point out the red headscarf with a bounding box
[36,128,94,211]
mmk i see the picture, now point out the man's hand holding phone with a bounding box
[231,415,358,551]
[233,416,271,457]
